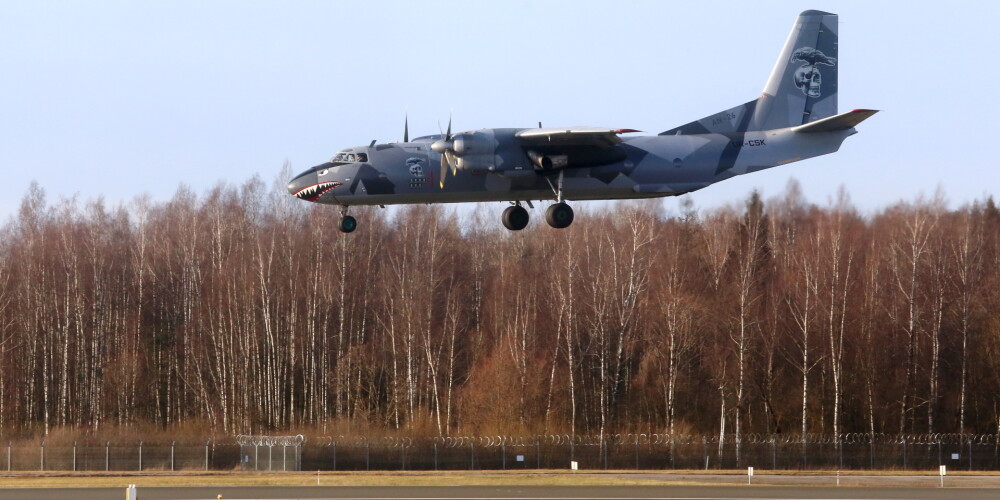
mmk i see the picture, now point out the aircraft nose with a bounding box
[287,169,319,198]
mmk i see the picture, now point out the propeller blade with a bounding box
[403,114,409,143]
[445,115,452,140]
[439,154,448,189]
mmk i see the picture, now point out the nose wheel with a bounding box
[338,215,357,233]
[338,206,357,233]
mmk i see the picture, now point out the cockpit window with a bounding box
[331,151,368,163]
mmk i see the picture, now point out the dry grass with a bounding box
[1,469,999,489]
[0,470,687,488]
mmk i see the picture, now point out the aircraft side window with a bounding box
[347,154,356,162]
[357,153,368,162]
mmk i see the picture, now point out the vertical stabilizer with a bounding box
[660,10,839,136]
[753,10,838,129]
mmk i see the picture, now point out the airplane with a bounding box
[287,10,875,233]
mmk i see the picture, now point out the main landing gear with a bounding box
[544,202,574,229]
[544,170,574,229]
[338,206,357,233]
[502,204,530,231]
[500,171,575,231]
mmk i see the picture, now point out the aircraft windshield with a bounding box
[332,152,368,163]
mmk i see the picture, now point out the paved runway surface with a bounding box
[2,484,999,500]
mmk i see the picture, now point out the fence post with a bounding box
[433,443,437,471]
[602,435,608,470]
[634,435,639,470]
[938,439,943,466]
[205,440,210,471]
[902,436,907,470]
[105,442,110,471]
[838,435,843,470]
[670,435,676,469]
[870,435,874,470]
[39,441,44,471]
[400,443,405,471]
[969,438,973,471]
[501,441,506,470]
[536,439,540,469]
[73,441,77,472]
[6,442,10,472]
[801,435,807,469]
[702,436,708,470]
[771,437,776,470]
[470,441,474,470]
[139,441,143,471]
[268,445,273,472]
[171,441,175,471]
[332,442,337,471]
[283,445,287,471]
[365,442,370,471]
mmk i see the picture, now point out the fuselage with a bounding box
[286,126,854,207]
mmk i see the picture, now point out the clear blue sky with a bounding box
[1,1,995,220]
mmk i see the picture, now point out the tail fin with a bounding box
[661,11,839,136]
[756,10,838,129]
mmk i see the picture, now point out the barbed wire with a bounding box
[308,433,1000,448]
[235,435,305,447]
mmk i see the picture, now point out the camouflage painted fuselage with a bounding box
[289,126,853,207]
[287,10,873,211]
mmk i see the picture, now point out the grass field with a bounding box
[2,470,1000,489]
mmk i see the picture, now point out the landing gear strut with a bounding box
[502,203,530,231]
[544,170,574,229]
[338,206,357,233]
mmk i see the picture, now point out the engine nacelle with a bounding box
[527,151,569,171]
[450,130,498,172]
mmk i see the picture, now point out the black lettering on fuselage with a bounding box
[729,138,767,148]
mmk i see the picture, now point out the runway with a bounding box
[2,484,999,500]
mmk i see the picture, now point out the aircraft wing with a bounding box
[515,127,639,168]
[515,127,639,147]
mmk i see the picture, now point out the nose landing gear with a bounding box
[338,206,357,233]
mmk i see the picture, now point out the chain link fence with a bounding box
[3,440,226,471]
[5,433,1000,471]
[236,435,304,471]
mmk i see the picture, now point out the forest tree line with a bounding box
[1,176,999,440]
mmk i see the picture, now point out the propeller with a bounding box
[431,116,456,188]
[403,114,409,143]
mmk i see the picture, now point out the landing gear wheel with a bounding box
[545,202,574,229]
[338,215,357,233]
[502,205,530,231]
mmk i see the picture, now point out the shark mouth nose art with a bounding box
[293,181,342,202]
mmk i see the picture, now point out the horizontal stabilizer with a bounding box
[792,109,879,133]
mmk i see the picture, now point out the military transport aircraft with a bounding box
[287,10,875,233]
